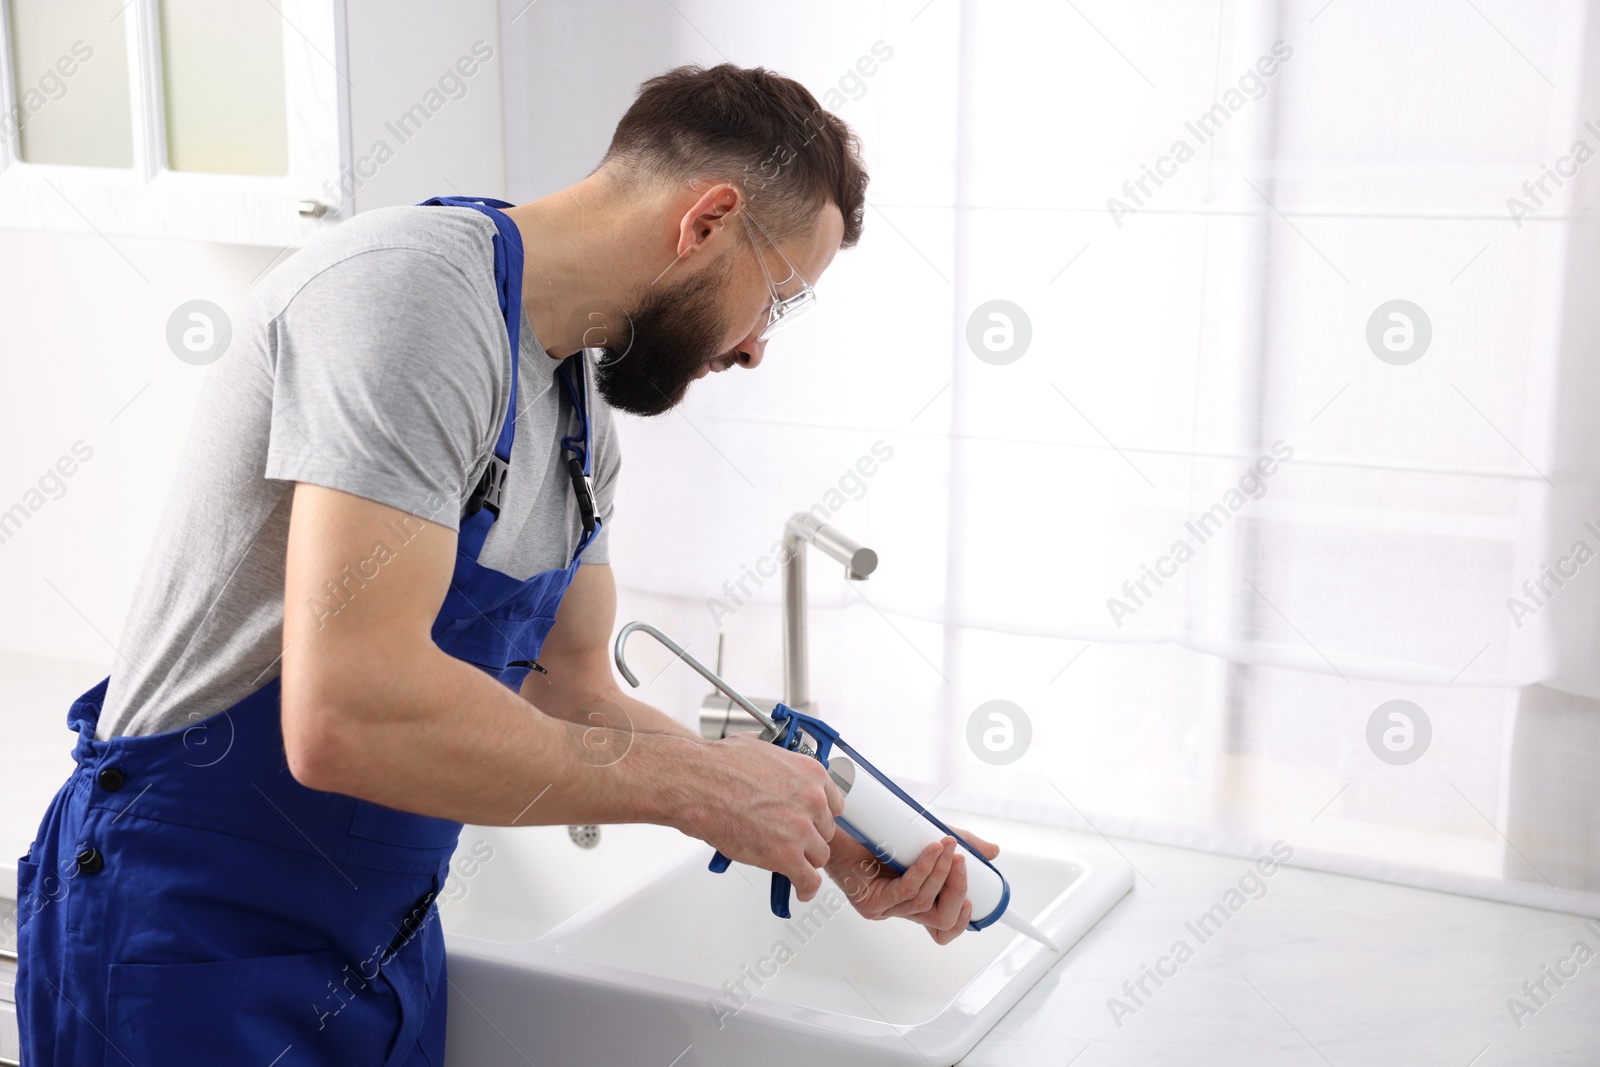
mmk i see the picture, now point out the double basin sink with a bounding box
[438,813,1134,1066]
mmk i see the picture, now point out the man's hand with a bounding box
[824,826,1001,945]
[677,735,846,903]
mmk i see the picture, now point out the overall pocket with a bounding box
[13,852,37,933]
[105,949,398,1066]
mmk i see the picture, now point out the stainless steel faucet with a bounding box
[699,512,877,738]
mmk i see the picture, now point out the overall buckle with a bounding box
[567,457,597,533]
[468,455,511,517]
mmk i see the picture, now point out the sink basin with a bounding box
[440,821,700,943]
[441,814,1134,1066]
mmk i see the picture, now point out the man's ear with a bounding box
[676,182,742,260]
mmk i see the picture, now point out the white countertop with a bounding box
[962,838,1599,1065]
[3,650,1597,1065]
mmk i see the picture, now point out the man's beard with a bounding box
[593,260,734,417]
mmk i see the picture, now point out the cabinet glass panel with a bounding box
[6,0,134,167]
[159,0,288,175]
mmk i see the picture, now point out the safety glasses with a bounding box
[740,209,816,341]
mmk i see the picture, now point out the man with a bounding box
[16,63,997,1063]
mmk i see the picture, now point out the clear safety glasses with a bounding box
[740,209,816,341]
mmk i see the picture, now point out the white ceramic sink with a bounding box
[439,821,700,943]
[440,815,1134,1066]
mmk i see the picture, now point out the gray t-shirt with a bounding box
[97,205,620,740]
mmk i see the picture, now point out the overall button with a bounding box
[98,766,126,792]
[76,846,105,875]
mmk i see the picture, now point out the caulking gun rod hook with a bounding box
[613,621,779,734]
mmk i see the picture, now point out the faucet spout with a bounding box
[785,513,878,580]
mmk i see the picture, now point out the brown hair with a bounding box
[600,63,868,249]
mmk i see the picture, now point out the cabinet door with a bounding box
[0,0,348,246]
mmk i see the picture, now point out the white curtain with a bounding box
[505,0,1600,913]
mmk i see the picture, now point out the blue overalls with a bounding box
[14,197,601,1065]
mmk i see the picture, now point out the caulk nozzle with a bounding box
[998,909,1059,951]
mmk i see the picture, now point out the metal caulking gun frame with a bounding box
[613,621,1057,947]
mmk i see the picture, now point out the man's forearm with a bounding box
[607,689,700,739]
[283,639,711,830]
[521,669,700,741]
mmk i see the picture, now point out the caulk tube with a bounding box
[828,756,1057,949]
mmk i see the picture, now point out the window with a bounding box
[521,0,1600,912]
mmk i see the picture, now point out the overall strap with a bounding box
[417,196,524,557]
[557,351,602,563]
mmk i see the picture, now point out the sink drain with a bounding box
[568,824,601,849]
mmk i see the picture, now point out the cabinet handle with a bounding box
[296,199,330,218]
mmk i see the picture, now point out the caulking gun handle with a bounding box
[770,873,792,919]
[708,852,793,919]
